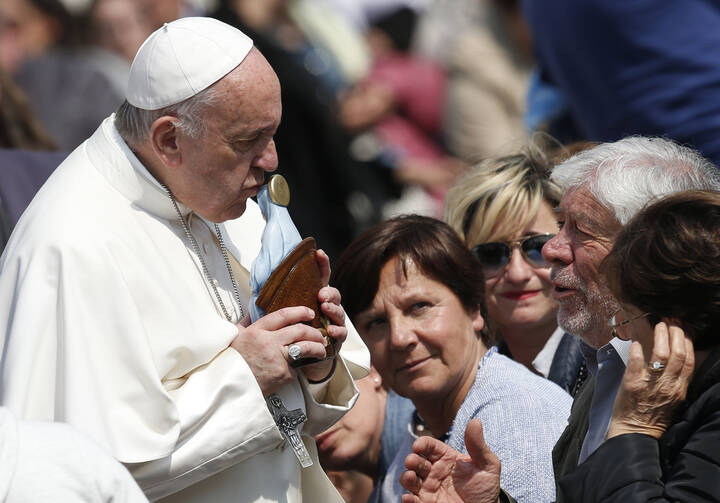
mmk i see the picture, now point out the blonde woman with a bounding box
[445,146,586,394]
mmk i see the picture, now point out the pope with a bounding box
[0,17,369,503]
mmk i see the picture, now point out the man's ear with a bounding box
[149,116,182,168]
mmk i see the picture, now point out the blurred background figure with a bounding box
[215,0,369,97]
[132,0,205,30]
[0,66,64,252]
[316,366,414,503]
[87,0,152,63]
[522,0,720,167]
[0,0,126,150]
[313,0,428,34]
[432,0,531,163]
[213,0,374,260]
[0,0,71,74]
[338,7,465,218]
[0,66,57,151]
[444,144,586,395]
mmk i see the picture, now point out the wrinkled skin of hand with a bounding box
[608,322,695,439]
[231,249,347,395]
[400,420,501,503]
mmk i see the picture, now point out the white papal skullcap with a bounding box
[126,17,253,110]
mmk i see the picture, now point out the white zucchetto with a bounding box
[126,17,254,110]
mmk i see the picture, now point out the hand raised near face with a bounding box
[608,322,695,440]
[400,419,502,503]
[231,306,328,396]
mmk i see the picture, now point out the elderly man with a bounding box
[0,17,368,502]
[398,137,720,503]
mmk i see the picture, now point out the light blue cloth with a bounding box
[249,185,302,322]
[577,337,631,463]
[368,391,415,503]
[380,347,572,503]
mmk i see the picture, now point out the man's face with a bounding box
[542,187,622,348]
[314,368,386,472]
[171,49,281,222]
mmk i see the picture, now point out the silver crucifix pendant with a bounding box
[267,394,313,468]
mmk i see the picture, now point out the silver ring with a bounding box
[648,360,666,373]
[288,344,302,362]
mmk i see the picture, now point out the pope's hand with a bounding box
[231,306,328,397]
[400,420,501,503]
[300,249,348,382]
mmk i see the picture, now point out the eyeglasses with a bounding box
[471,233,555,277]
[608,309,650,339]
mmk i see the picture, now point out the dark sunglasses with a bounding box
[471,233,555,276]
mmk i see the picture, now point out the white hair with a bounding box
[551,136,720,224]
[114,85,220,147]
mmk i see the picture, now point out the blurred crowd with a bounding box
[3,0,720,260]
[2,2,720,502]
[0,0,539,260]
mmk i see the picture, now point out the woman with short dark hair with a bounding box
[560,190,720,502]
[332,215,571,503]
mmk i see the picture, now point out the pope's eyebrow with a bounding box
[227,123,279,141]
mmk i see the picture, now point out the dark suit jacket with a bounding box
[551,376,595,502]
[497,332,588,397]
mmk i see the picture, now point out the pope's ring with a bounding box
[288,344,302,362]
[648,360,666,373]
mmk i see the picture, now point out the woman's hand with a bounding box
[607,322,695,439]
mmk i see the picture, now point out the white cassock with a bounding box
[0,407,148,502]
[0,116,370,502]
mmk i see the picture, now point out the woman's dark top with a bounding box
[559,345,720,502]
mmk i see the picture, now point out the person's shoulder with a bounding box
[483,349,573,407]
[13,417,148,502]
[3,144,146,265]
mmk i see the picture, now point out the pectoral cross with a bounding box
[267,394,313,468]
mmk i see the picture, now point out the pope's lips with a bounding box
[500,290,541,301]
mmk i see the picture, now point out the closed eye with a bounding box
[365,317,387,330]
[232,138,258,152]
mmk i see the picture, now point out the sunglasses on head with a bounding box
[471,233,555,276]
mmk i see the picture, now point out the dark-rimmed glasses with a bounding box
[609,310,650,339]
[471,233,555,277]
